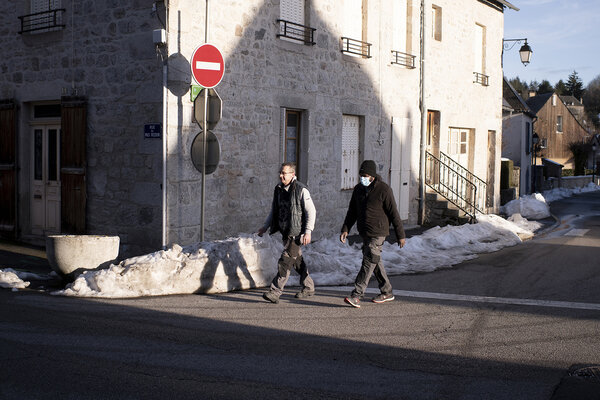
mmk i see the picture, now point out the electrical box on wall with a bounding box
[153,29,166,45]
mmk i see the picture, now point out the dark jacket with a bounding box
[269,179,307,238]
[341,175,405,240]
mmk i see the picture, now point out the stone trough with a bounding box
[46,235,120,280]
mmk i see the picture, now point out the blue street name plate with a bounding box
[144,123,162,138]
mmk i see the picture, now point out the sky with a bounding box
[503,0,600,88]
[2,184,599,298]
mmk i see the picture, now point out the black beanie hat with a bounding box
[359,160,377,177]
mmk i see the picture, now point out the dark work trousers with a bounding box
[269,235,314,297]
[351,236,393,298]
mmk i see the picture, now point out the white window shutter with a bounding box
[280,0,304,25]
[342,115,359,190]
[393,1,407,52]
[31,0,61,13]
[343,0,362,40]
[473,24,484,73]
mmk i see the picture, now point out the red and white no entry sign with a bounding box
[190,43,224,88]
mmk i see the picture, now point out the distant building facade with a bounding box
[502,78,535,195]
[526,93,589,169]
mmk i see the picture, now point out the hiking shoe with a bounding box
[262,291,279,304]
[295,289,315,298]
[372,293,395,303]
[344,296,361,308]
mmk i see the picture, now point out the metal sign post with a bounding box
[190,0,225,242]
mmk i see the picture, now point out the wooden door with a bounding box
[60,96,87,234]
[0,100,16,238]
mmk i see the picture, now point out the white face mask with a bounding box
[360,176,372,187]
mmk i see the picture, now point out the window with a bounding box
[473,23,485,74]
[556,115,563,133]
[341,0,371,58]
[449,128,468,155]
[23,0,63,34]
[278,0,315,44]
[393,1,407,52]
[343,0,362,41]
[391,1,415,67]
[525,122,531,154]
[341,115,360,189]
[431,5,442,41]
[282,109,302,171]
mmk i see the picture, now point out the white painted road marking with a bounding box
[324,286,600,311]
[565,228,589,237]
[195,61,221,71]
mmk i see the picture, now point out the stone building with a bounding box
[0,0,512,257]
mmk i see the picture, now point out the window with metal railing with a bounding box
[473,72,489,86]
[277,19,316,45]
[391,50,416,68]
[341,37,372,58]
[19,8,66,34]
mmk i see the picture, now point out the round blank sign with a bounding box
[191,131,220,175]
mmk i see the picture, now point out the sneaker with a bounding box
[295,289,315,298]
[262,291,279,304]
[372,293,395,303]
[344,296,361,308]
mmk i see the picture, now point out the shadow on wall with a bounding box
[164,1,419,247]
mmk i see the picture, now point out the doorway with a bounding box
[31,125,61,234]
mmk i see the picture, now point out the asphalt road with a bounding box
[1,191,600,399]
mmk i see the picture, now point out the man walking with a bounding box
[258,163,316,303]
[340,160,405,308]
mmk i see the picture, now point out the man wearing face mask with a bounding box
[340,160,406,308]
[258,162,316,304]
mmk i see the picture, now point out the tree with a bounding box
[566,70,584,99]
[508,76,528,98]
[583,74,600,130]
[554,79,567,95]
[568,141,590,176]
[537,80,553,94]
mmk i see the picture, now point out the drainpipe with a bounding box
[417,0,427,225]
[161,2,169,248]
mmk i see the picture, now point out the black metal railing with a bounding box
[19,9,66,34]
[341,37,372,58]
[425,151,487,222]
[473,72,489,86]
[277,19,316,45]
[391,50,416,68]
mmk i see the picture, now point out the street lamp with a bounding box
[502,38,533,67]
[532,132,539,192]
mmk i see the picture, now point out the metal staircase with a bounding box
[425,151,487,223]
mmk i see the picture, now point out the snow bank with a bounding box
[503,193,550,220]
[48,214,538,298]
[54,234,281,298]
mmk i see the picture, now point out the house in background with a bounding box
[0,0,513,257]
[502,77,535,195]
[526,93,589,169]
[560,95,585,125]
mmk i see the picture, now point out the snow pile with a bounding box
[503,193,550,220]
[0,269,31,290]
[54,234,281,298]
[542,183,600,203]
[48,214,538,298]
[502,183,600,220]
